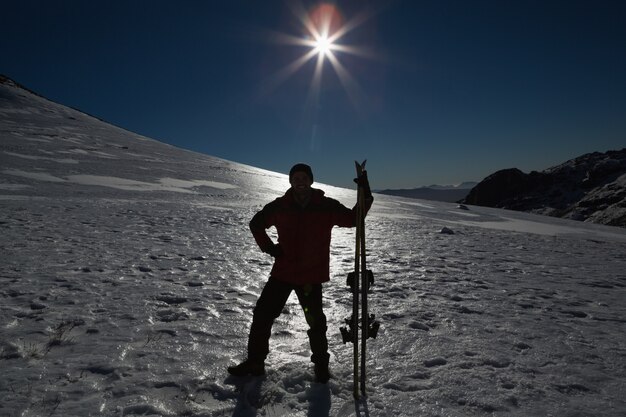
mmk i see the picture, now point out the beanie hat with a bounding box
[289,163,314,183]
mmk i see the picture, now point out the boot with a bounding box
[227,359,265,377]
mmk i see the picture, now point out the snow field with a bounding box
[2,195,625,416]
[2,79,626,416]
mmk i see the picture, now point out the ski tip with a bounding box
[354,160,367,175]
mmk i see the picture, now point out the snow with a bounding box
[2,80,626,416]
[66,175,236,193]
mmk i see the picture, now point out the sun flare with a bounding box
[314,34,333,57]
[263,2,378,111]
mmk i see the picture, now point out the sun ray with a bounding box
[270,30,317,48]
[326,50,368,113]
[285,0,322,40]
[306,52,326,110]
[327,43,377,60]
[326,7,376,44]
[260,48,319,96]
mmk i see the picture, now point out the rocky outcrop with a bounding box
[461,149,626,227]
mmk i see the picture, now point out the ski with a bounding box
[340,160,380,399]
[357,160,368,396]
[353,164,361,398]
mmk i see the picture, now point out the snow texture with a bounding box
[1,78,626,416]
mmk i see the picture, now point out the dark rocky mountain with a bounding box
[461,149,626,227]
[377,182,477,203]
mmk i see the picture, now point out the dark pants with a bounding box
[247,276,329,365]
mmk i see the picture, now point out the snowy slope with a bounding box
[2,77,626,417]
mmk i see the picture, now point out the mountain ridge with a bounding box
[376,183,477,203]
[461,149,626,227]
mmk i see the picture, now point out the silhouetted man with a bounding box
[228,163,372,383]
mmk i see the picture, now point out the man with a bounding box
[228,163,373,383]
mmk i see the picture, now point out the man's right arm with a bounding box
[249,203,282,257]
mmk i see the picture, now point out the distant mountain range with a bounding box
[376,182,477,203]
[461,149,626,228]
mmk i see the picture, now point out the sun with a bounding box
[306,3,342,59]
[313,34,333,57]
[262,2,378,111]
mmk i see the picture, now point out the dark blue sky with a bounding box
[3,0,625,189]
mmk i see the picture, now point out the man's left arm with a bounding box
[332,171,374,227]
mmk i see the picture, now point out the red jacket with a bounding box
[250,188,371,285]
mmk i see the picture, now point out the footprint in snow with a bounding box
[382,377,433,392]
[561,310,588,318]
[408,321,430,331]
[155,293,188,305]
[482,357,511,368]
[423,357,447,367]
[155,309,190,322]
[554,383,590,394]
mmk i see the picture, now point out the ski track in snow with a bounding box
[2,80,626,416]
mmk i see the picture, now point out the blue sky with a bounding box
[2,0,625,189]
